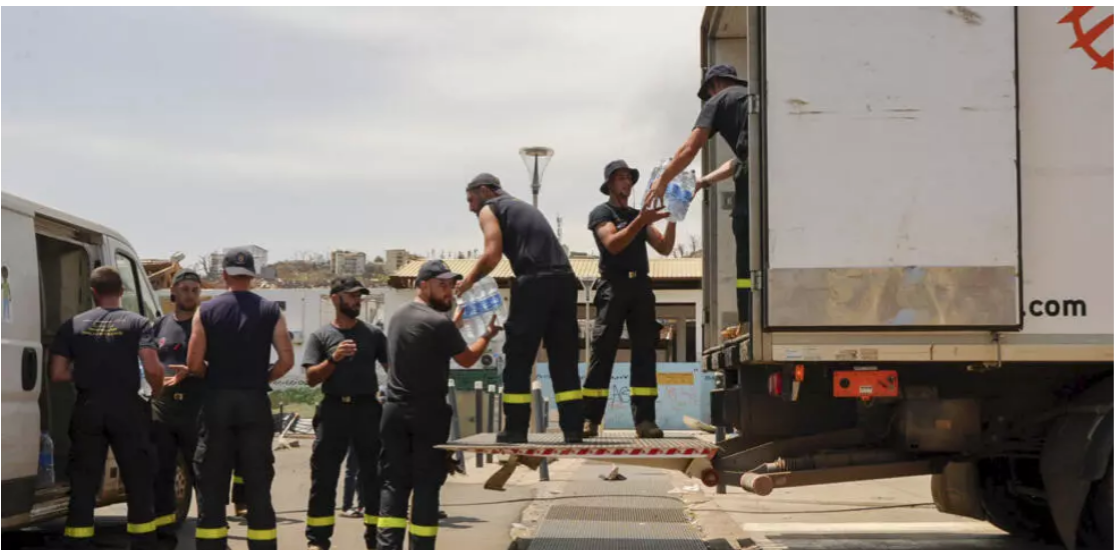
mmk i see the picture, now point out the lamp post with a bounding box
[518,146,554,209]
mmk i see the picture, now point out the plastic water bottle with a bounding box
[458,277,506,347]
[647,158,697,222]
[38,432,55,487]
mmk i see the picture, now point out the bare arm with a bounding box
[697,158,738,191]
[186,309,208,378]
[460,206,503,294]
[452,315,502,368]
[305,335,353,387]
[646,222,677,256]
[596,208,671,256]
[139,348,165,397]
[268,314,295,382]
[50,354,72,383]
[647,127,710,206]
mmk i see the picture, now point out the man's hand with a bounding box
[452,305,465,328]
[331,340,357,362]
[636,204,671,227]
[644,179,668,210]
[484,315,503,340]
[165,364,189,387]
[455,277,474,298]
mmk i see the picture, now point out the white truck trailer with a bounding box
[700,6,1112,548]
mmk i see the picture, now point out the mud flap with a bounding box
[1040,379,1113,550]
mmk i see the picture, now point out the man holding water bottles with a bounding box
[302,277,389,550]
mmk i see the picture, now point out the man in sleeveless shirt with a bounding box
[187,248,294,550]
[458,173,585,444]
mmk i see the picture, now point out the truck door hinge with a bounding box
[752,271,763,291]
[748,93,761,114]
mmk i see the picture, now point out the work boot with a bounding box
[582,420,601,438]
[635,420,664,439]
[563,430,583,444]
[498,403,531,444]
[496,430,528,444]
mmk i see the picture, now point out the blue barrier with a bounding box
[534,363,712,430]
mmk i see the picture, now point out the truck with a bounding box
[699,6,1112,549]
[1,191,192,531]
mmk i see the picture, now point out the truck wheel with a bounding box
[979,459,1060,543]
[1079,460,1113,548]
[174,451,193,525]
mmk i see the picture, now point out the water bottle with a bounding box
[458,277,505,347]
[648,158,697,222]
[38,432,55,487]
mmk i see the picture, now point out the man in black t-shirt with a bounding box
[584,160,674,439]
[49,266,166,550]
[377,260,499,550]
[459,173,585,444]
[149,269,205,545]
[302,277,388,550]
[188,248,294,550]
[646,64,753,330]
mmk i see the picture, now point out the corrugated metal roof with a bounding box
[389,257,701,285]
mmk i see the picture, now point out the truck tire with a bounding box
[1079,460,1113,548]
[979,459,1060,543]
[174,451,193,525]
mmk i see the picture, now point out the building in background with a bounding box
[330,250,367,277]
[385,248,422,274]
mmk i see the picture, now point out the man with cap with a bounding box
[377,260,500,550]
[583,160,674,439]
[646,64,753,332]
[149,269,205,546]
[302,277,388,550]
[187,248,294,550]
[459,173,585,444]
[49,266,166,550]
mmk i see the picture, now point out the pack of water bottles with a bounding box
[646,158,698,222]
[456,276,507,345]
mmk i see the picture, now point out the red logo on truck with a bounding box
[1059,6,1114,71]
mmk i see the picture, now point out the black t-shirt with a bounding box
[484,194,572,277]
[50,307,156,395]
[588,202,649,276]
[200,291,281,391]
[694,84,750,217]
[385,302,468,404]
[302,321,388,396]
[153,313,204,396]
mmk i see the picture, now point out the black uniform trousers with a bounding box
[194,389,277,550]
[732,161,752,325]
[64,392,157,550]
[307,395,382,550]
[502,273,584,434]
[584,275,660,425]
[151,390,201,545]
[377,401,451,550]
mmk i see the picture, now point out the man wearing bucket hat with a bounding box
[645,63,753,333]
[458,173,586,445]
[583,160,674,438]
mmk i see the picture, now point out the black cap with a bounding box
[600,159,640,195]
[222,247,257,277]
[415,260,462,286]
[698,64,748,101]
[466,173,502,192]
[172,269,202,286]
[330,276,370,296]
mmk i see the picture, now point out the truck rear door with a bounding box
[759,7,1021,329]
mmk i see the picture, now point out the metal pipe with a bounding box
[474,381,484,469]
[447,379,465,474]
[486,384,496,464]
[532,381,549,481]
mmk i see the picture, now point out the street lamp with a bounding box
[519,146,554,209]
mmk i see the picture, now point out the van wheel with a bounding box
[978,458,1060,543]
[174,451,193,525]
[1079,459,1113,548]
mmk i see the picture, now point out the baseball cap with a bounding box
[222,247,257,277]
[415,260,462,286]
[330,276,370,296]
[172,269,202,286]
[466,173,502,192]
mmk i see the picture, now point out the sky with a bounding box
[2,7,708,267]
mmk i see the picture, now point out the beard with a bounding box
[338,303,362,319]
[429,296,454,312]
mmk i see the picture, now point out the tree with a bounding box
[373,255,385,264]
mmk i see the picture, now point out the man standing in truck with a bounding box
[150,269,205,547]
[583,160,674,439]
[49,266,166,550]
[646,64,752,331]
[187,248,294,550]
[302,277,388,550]
[458,173,585,444]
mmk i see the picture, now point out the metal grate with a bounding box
[543,505,689,523]
[440,431,719,457]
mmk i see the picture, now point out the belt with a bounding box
[324,394,377,404]
[602,270,648,281]
[516,268,574,282]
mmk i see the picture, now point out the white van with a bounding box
[1,191,191,530]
